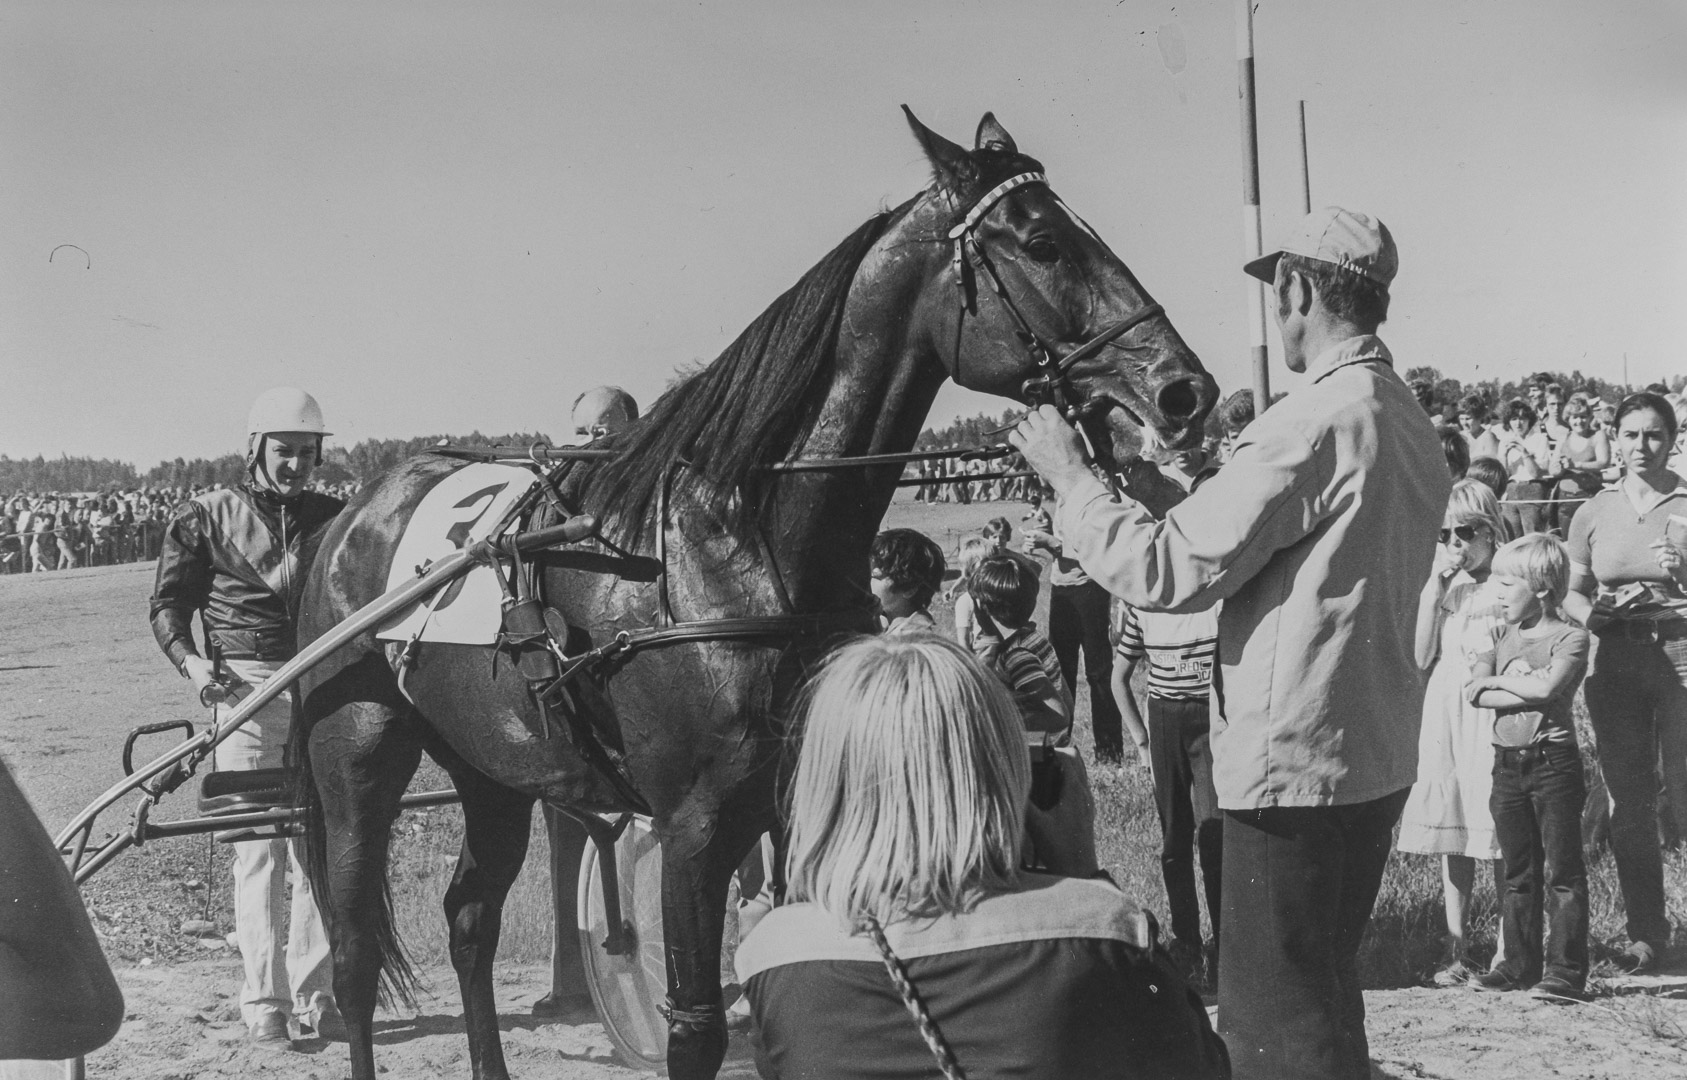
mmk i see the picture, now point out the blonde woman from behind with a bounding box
[736,635,1228,1080]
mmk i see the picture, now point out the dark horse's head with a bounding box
[902,108,1215,467]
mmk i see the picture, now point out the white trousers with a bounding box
[212,658,333,1026]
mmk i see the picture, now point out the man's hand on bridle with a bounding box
[1009,405,1094,498]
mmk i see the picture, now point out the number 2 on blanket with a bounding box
[434,482,510,614]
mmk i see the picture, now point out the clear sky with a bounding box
[4,0,1683,465]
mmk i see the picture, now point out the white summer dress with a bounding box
[1397,572,1506,859]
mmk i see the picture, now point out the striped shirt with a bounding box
[977,622,1071,734]
[1115,607,1218,702]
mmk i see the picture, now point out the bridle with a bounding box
[947,171,1164,422]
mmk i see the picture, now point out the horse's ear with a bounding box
[902,105,976,194]
[974,112,1017,154]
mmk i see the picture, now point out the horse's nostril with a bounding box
[1157,379,1201,422]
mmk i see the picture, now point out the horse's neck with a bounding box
[768,204,953,609]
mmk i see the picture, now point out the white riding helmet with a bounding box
[247,387,331,438]
[245,388,330,491]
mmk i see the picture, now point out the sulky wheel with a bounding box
[576,815,668,1069]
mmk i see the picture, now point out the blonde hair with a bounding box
[1445,478,1502,539]
[947,536,992,599]
[1491,533,1570,615]
[784,634,1028,929]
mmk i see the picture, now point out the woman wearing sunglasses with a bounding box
[1398,480,1509,986]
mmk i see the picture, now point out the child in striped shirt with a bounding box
[968,553,1071,739]
[1113,604,1222,987]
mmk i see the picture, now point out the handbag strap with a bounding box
[862,916,967,1080]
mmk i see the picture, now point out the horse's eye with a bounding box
[1024,236,1060,263]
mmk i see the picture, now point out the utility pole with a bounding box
[1298,100,1312,215]
[1238,0,1271,413]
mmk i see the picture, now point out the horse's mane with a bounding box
[575,206,905,547]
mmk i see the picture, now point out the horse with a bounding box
[293,107,1216,1080]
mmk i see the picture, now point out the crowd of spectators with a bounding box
[0,482,359,574]
[907,447,1036,504]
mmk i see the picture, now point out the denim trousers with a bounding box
[1583,632,1687,948]
[1048,580,1122,758]
[1148,696,1222,948]
[1218,788,1408,1080]
[1490,742,1589,986]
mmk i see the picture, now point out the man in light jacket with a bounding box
[1013,207,1448,1080]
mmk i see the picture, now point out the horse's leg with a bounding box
[435,751,534,1080]
[660,811,762,1080]
[308,668,424,1080]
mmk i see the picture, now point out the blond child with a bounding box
[948,536,993,651]
[1397,480,1508,985]
[1465,534,1591,1001]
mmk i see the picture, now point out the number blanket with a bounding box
[375,463,538,645]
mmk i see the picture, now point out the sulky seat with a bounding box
[198,767,296,816]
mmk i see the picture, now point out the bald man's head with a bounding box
[571,386,639,440]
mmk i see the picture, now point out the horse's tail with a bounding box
[289,658,421,1010]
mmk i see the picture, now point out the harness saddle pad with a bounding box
[376,463,538,645]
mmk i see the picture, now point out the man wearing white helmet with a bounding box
[149,388,344,1049]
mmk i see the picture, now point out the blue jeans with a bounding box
[1218,788,1408,1080]
[1490,743,1588,987]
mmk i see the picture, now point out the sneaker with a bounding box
[1614,941,1660,975]
[306,999,346,1040]
[1530,975,1589,1003]
[1470,969,1522,993]
[248,1011,295,1050]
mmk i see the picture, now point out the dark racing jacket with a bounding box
[150,484,344,671]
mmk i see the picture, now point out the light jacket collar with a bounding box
[1306,334,1393,384]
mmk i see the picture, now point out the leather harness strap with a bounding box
[944,170,1165,418]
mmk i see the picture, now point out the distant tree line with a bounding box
[1,431,555,496]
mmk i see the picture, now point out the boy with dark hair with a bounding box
[968,552,1070,736]
[869,528,945,637]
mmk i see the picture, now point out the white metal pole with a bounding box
[1298,100,1312,216]
[1238,0,1271,412]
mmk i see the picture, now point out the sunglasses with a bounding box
[1439,524,1481,544]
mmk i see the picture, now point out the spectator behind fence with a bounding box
[1440,426,1470,480]
[1397,480,1509,987]
[1498,398,1551,536]
[736,635,1229,1080]
[1466,533,1591,1000]
[1551,397,1610,536]
[1013,206,1449,1080]
[1457,393,1502,461]
[0,756,124,1062]
[1563,392,1687,975]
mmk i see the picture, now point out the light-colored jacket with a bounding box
[1055,335,1449,808]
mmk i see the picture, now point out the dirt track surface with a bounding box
[6,506,1687,1078]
